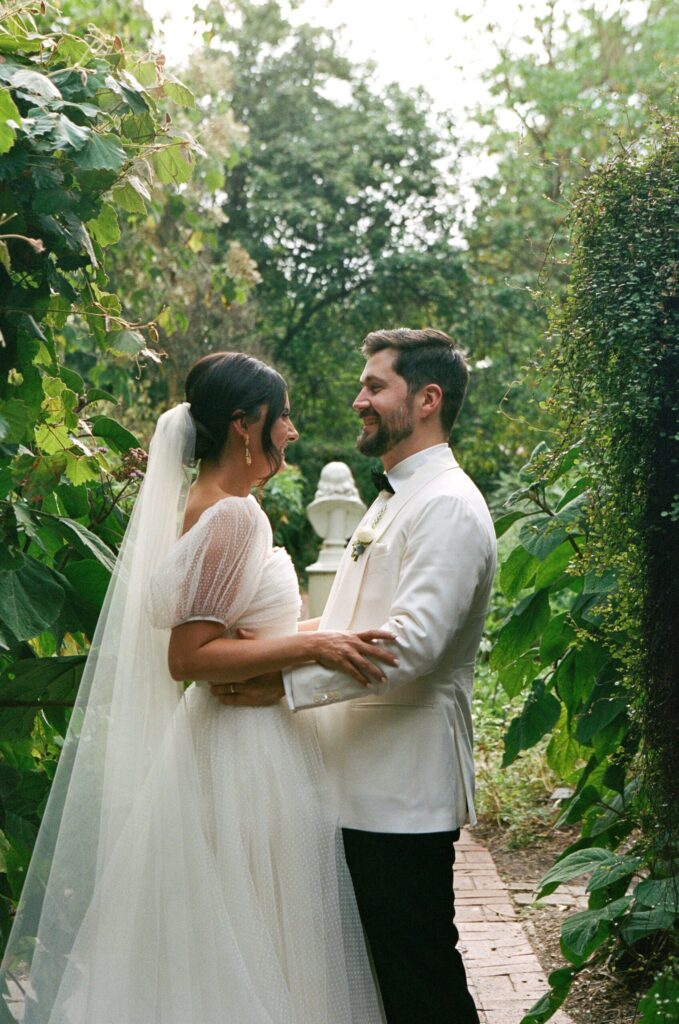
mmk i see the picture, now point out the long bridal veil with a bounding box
[0,404,197,1021]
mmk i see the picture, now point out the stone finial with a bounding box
[313,461,362,501]
[306,461,367,615]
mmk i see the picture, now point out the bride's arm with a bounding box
[297,617,321,632]
[168,620,396,687]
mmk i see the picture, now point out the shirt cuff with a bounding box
[282,667,296,711]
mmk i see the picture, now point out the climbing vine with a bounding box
[493,112,679,1022]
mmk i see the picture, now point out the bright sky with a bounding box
[144,0,647,206]
[145,0,647,121]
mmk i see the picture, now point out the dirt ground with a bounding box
[473,822,642,1024]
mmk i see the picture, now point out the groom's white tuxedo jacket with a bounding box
[285,445,497,834]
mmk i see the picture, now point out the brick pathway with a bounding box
[456,829,575,1024]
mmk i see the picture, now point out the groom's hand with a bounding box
[209,670,285,706]
[209,629,284,705]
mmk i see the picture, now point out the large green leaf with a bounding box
[0,656,85,740]
[587,854,641,892]
[59,366,85,395]
[0,559,64,641]
[0,64,61,101]
[152,141,193,184]
[552,642,608,715]
[84,387,118,406]
[539,613,577,665]
[0,87,22,154]
[576,695,627,743]
[519,516,568,560]
[537,847,616,899]
[493,510,529,538]
[0,29,43,56]
[582,570,616,595]
[553,492,588,529]
[502,679,561,767]
[634,877,679,914]
[46,516,117,571]
[77,133,127,172]
[534,540,574,589]
[50,35,91,67]
[24,111,91,152]
[498,650,539,699]
[35,422,71,455]
[111,175,149,214]
[555,477,590,511]
[64,452,100,487]
[499,544,539,599]
[91,415,140,453]
[602,763,626,795]
[560,897,631,965]
[87,202,121,247]
[106,329,145,355]
[587,778,641,839]
[491,590,551,670]
[520,967,575,1024]
[163,75,196,109]
[620,908,676,946]
[62,560,111,619]
[545,708,589,777]
[1,398,33,443]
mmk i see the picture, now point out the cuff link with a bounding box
[313,691,341,705]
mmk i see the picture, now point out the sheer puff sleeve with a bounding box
[147,496,270,630]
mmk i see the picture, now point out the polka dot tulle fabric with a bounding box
[37,497,384,1023]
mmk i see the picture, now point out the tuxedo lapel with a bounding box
[319,519,375,628]
[319,448,459,629]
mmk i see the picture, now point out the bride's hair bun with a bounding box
[191,416,218,462]
[185,352,288,473]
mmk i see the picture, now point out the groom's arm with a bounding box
[284,494,495,711]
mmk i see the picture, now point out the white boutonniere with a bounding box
[350,505,387,561]
[351,526,376,561]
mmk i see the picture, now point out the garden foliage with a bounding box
[0,4,677,1019]
[0,2,200,948]
[493,115,679,1022]
[459,0,678,486]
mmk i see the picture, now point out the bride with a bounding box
[1,352,394,1023]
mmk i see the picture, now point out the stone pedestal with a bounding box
[306,462,366,617]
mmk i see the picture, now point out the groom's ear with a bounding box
[418,383,443,420]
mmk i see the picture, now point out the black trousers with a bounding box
[342,828,479,1024]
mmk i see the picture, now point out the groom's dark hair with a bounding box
[361,328,469,434]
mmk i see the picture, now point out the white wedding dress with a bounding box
[4,493,383,1023]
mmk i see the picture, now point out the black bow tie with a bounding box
[371,469,395,494]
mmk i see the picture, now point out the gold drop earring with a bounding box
[244,436,252,466]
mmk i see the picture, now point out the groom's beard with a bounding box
[357,400,414,458]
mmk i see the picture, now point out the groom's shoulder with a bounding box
[421,457,487,505]
[412,462,494,534]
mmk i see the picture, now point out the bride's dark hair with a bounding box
[185,352,287,476]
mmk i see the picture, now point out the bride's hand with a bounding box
[310,630,398,686]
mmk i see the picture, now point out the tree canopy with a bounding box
[189,0,466,437]
[455,0,679,484]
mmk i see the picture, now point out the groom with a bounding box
[215,328,496,1024]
